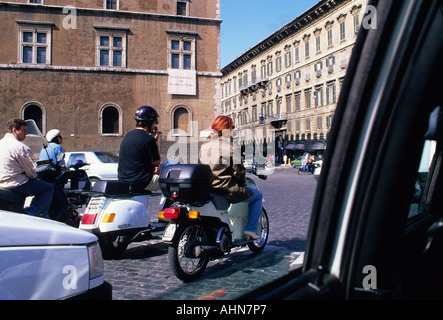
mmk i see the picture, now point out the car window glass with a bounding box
[95,152,118,163]
[67,153,87,167]
[408,140,437,219]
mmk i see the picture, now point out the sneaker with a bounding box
[244,231,260,240]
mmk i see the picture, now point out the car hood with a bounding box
[0,211,97,247]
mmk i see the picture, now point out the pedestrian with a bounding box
[200,115,263,240]
[118,106,161,192]
[0,119,54,218]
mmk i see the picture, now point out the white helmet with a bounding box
[46,129,61,142]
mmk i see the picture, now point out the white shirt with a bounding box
[0,133,37,188]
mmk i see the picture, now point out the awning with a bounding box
[308,141,326,151]
[285,144,296,150]
[293,144,305,150]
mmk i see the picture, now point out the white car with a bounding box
[65,151,118,183]
[0,211,112,299]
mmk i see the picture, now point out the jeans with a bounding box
[11,178,54,219]
[243,187,263,232]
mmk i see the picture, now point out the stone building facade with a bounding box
[220,0,367,161]
[0,0,221,159]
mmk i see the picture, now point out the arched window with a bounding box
[100,104,122,136]
[21,102,45,133]
[172,105,192,136]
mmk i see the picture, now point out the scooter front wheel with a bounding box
[168,223,209,282]
[248,208,269,253]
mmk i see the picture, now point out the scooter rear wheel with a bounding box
[168,223,209,282]
[248,208,269,253]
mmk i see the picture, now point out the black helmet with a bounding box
[135,106,159,125]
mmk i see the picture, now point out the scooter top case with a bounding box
[159,164,212,202]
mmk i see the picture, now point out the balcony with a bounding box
[239,76,269,96]
[269,113,288,130]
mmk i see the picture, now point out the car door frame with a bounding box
[241,0,443,300]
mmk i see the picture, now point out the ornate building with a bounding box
[0,0,222,159]
[221,0,366,161]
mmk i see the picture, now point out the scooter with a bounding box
[36,158,91,226]
[158,163,269,282]
[78,177,168,259]
[0,120,89,227]
[297,162,317,175]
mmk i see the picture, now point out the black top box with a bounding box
[159,164,213,201]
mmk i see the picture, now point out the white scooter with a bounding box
[79,179,167,259]
[158,163,269,282]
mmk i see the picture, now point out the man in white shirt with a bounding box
[0,119,54,218]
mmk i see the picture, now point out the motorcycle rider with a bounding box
[118,106,161,192]
[200,115,262,240]
[39,129,78,190]
[0,119,54,218]
[39,129,65,166]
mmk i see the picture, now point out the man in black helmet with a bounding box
[117,106,161,191]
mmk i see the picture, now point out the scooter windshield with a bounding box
[23,119,48,160]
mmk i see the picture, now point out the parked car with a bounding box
[0,211,112,299]
[242,0,443,300]
[65,151,118,183]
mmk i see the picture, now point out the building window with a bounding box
[172,106,191,136]
[96,32,126,67]
[328,29,333,47]
[18,27,51,65]
[314,86,323,107]
[286,94,292,113]
[326,115,333,129]
[305,89,312,109]
[22,102,45,133]
[261,102,267,119]
[295,92,301,111]
[100,104,122,136]
[267,60,273,75]
[326,56,335,73]
[261,64,266,80]
[284,50,292,68]
[267,101,273,117]
[28,0,43,3]
[306,119,311,131]
[316,35,321,53]
[169,38,195,70]
[252,106,257,122]
[340,21,346,41]
[353,14,361,34]
[276,56,282,72]
[305,40,310,58]
[317,116,323,130]
[177,1,189,16]
[294,45,300,63]
[296,120,301,132]
[327,82,337,104]
[105,0,118,10]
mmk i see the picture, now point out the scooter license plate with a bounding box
[162,223,176,242]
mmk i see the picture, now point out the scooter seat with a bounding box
[209,193,230,211]
[92,180,151,197]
